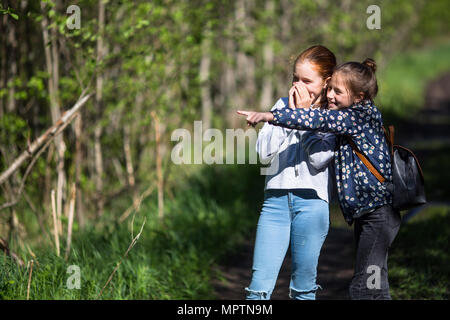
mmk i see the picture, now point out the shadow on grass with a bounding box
[389,207,450,299]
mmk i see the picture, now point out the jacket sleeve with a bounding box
[301,131,336,171]
[270,106,362,136]
[256,98,293,163]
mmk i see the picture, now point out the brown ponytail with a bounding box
[362,58,377,73]
[333,58,378,101]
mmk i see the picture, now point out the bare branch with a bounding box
[0,92,93,187]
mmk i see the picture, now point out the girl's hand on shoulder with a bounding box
[236,110,273,127]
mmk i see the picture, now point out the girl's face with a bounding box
[326,73,354,110]
[292,61,326,102]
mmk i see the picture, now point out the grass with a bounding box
[0,163,264,300]
[389,206,450,299]
[376,41,450,118]
[1,160,448,300]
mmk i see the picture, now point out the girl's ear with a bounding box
[323,76,331,88]
[353,92,365,103]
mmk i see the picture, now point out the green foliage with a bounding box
[0,115,30,170]
[0,4,19,20]
[376,42,450,117]
[389,207,450,299]
[0,164,263,299]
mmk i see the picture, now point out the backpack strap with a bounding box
[346,136,386,183]
[383,125,395,155]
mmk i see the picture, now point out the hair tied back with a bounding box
[363,58,377,73]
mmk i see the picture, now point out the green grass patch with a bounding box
[376,41,450,117]
[0,163,264,300]
[389,206,450,299]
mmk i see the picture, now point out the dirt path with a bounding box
[212,226,354,300]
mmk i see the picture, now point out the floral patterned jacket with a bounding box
[269,99,393,225]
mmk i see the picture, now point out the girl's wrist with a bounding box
[265,112,274,122]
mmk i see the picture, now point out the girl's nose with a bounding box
[327,89,334,100]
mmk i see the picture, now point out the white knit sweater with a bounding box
[256,97,336,202]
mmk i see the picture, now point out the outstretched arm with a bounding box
[236,110,274,127]
[238,106,360,136]
[270,106,364,136]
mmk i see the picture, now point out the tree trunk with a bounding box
[74,114,85,229]
[40,2,66,228]
[236,0,256,108]
[259,0,275,111]
[200,34,213,130]
[123,125,136,193]
[277,0,292,98]
[6,7,17,113]
[94,0,106,217]
[151,112,164,219]
[0,14,7,116]
[223,21,238,127]
[43,143,54,213]
[94,126,104,217]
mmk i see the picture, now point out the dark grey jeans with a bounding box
[349,204,401,300]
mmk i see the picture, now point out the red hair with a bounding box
[294,45,336,80]
[293,45,337,106]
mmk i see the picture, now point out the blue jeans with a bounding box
[245,189,329,300]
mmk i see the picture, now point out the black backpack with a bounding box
[384,126,426,211]
[347,125,426,212]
